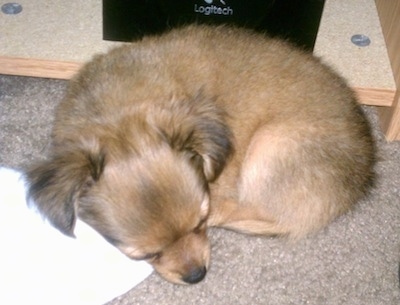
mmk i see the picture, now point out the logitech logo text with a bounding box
[194,0,233,16]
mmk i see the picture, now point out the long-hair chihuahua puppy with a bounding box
[26,25,375,285]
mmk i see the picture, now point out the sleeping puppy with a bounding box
[26,25,375,285]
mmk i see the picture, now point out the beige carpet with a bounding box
[0,74,399,304]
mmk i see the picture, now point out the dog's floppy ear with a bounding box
[162,93,234,181]
[26,145,105,237]
[186,112,233,182]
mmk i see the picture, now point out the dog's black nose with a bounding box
[182,266,207,284]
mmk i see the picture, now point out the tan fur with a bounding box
[26,25,375,284]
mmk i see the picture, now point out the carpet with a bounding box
[0,74,399,305]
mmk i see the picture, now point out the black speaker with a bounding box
[103,0,325,51]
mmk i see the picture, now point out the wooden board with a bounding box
[375,0,400,140]
[313,0,396,107]
[0,0,396,108]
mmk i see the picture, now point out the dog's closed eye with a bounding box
[140,252,163,261]
[129,251,163,261]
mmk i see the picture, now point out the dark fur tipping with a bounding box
[157,93,233,182]
[26,148,106,237]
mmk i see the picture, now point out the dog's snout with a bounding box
[182,266,207,284]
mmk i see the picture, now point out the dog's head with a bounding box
[26,96,232,284]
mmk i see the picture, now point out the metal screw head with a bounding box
[351,34,371,47]
[1,3,23,15]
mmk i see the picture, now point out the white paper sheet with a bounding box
[0,167,153,305]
